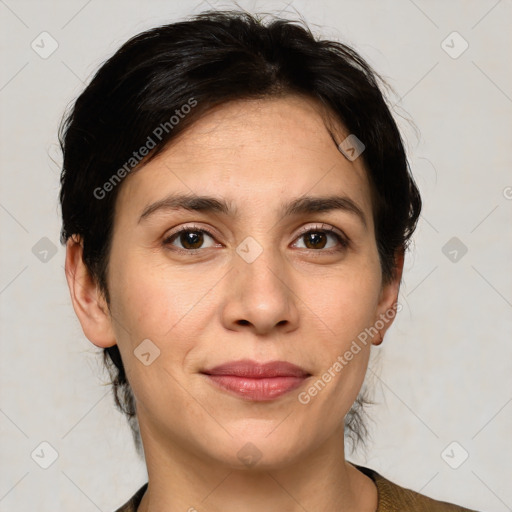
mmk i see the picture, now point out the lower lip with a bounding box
[204,375,308,401]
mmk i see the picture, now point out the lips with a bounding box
[201,359,311,401]
[203,359,310,378]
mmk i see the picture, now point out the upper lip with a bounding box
[202,359,310,378]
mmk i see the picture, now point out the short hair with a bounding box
[58,9,422,454]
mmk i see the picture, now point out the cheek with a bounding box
[108,252,207,340]
[299,256,381,400]
[106,257,205,411]
[307,263,382,346]
[107,253,225,388]
[297,277,379,421]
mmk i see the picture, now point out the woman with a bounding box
[59,9,479,512]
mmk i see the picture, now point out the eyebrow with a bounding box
[138,193,367,228]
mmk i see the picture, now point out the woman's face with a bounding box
[94,95,400,469]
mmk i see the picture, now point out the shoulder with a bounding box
[113,482,147,512]
[353,464,480,512]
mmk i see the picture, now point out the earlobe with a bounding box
[64,235,117,348]
[373,248,405,345]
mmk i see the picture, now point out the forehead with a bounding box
[115,95,373,222]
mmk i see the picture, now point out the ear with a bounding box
[372,248,404,346]
[64,235,117,348]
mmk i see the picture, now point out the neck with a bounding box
[136,421,377,512]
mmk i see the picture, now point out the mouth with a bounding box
[201,359,311,401]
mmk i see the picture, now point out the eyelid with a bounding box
[295,222,346,240]
[165,223,217,239]
[293,223,349,249]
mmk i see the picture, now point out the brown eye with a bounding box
[177,230,205,249]
[164,226,217,251]
[293,225,349,252]
[303,232,328,249]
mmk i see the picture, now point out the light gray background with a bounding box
[1,0,511,511]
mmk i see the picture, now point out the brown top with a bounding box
[113,464,479,511]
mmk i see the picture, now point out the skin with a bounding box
[65,94,403,512]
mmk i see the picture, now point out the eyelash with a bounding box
[162,223,349,254]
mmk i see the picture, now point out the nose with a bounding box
[221,244,300,336]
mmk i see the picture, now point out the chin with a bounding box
[199,429,304,472]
